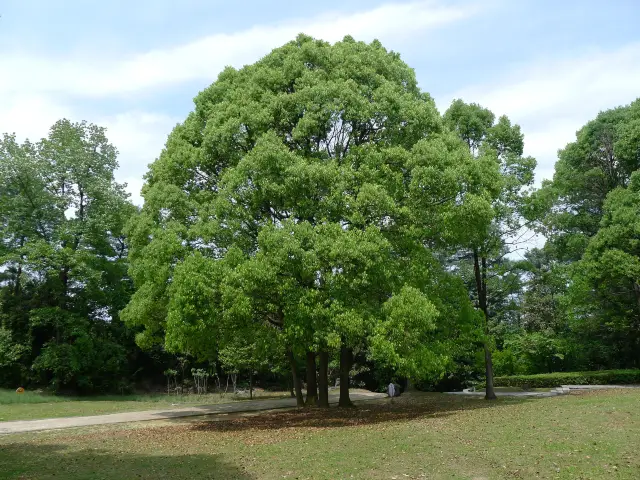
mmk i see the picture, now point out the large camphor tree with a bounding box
[123,35,492,406]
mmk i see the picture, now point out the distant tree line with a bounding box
[1,35,638,400]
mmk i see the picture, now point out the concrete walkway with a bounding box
[0,391,385,435]
[445,390,555,398]
[445,384,640,398]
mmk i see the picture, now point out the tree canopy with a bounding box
[1,35,638,400]
[0,121,137,391]
[122,34,492,405]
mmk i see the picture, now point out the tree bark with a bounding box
[338,343,353,407]
[483,342,496,399]
[317,350,329,408]
[288,374,295,398]
[304,351,318,406]
[633,282,640,314]
[474,249,497,400]
[287,350,304,407]
[14,262,22,295]
[14,237,24,296]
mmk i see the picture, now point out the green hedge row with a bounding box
[491,369,640,388]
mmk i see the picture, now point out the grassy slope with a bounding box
[1,389,639,479]
[0,389,290,422]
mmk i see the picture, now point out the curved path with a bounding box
[0,391,386,435]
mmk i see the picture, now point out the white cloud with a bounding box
[0,94,73,143]
[1,0,479,206]
[0,1,478,99]
[0,105,174,206]
[437,43,640,185]
[100,112,179,205]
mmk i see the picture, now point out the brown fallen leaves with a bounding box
[61,393,490,447]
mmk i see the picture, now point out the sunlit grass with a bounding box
[1,389,639,479]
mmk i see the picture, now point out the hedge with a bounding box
[490,369,640,388]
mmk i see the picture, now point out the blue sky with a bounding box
[1,0,639,206]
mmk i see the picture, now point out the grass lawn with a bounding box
[0,389,290,422]
[1,389,639,479]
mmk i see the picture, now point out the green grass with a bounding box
[1,389,639,479]
[0,389,290,422]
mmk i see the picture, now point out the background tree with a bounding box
[568,171,640,367]
[443,100,537,399]
[538,98,640,261]
[526,98,640,371]
[0,121,138,392]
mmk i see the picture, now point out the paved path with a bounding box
[0,391,385,435]
[445,384,640,398]
[445,390,555,398]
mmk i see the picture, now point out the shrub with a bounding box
[492,369,640,388]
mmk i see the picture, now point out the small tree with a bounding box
[218,335,272,399]
[163,369,178,395]
[191,368,210,394]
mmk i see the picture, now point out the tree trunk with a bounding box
[249,371,253,400]
[317,350,329,408]
[14,240,24,295]
[338,343,353,407]
[304,351,318,406]
[474,249,497,400]
[288,374,295,398]
[483,342,496,399]
[287,350,304,407]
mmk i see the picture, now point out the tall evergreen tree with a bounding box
[444,100,537,399]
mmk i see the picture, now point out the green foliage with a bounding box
[0,327,26,368]
[519,247,566,333]
[493,369,640,388]
[369,286,440,379]
[561,170,640,368]
[523,99,640,372]
[538,98,640,261]
[489,347,521,377]
[5,40,638,395]
[502,331,567,374]
[443,99,537,396]
[0,327,28,386]
[0,120,138,392]
[124,34,486,385]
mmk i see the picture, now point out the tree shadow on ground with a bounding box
[187,393,542,433]
[0,442,254,480]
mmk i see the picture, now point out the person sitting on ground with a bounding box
[387,382,395,398]
[393,383,402,397]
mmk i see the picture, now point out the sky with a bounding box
[1,0,639,207]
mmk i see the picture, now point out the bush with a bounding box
[492,369,640,388]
